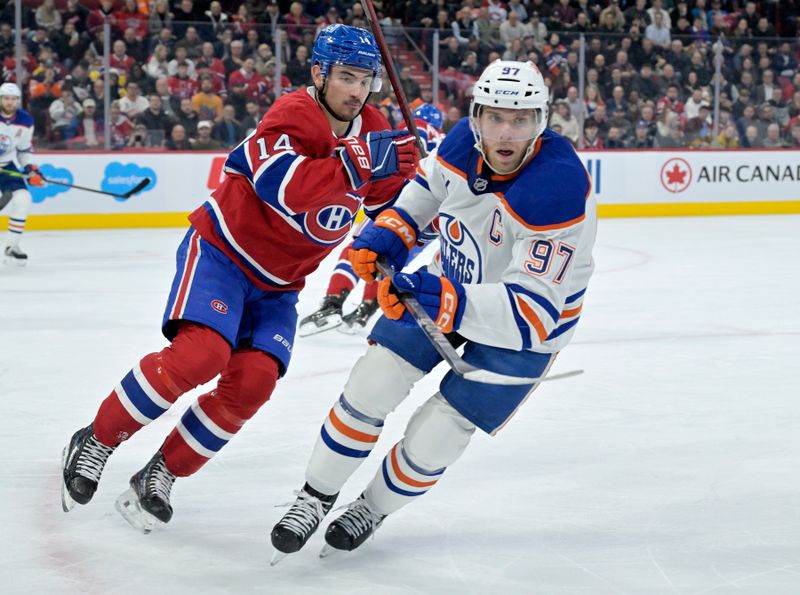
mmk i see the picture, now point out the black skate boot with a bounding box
[61,424,116,512]
[298,290,349,337]
[321,495,386,556]
[339,300,380,333]
[270,483,338,565]
[4,245,28,267]
[115,451,176,534]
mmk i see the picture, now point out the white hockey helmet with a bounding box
[469,60,549,174]
[0,82,21,98]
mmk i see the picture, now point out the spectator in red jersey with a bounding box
[87,0,116,34]
[107,100,131,149]
[232,4,257,38]
[228,58,267,99]
[116,0,147,40]
[582,118,604,148]
[285,1,311,44]
[656,83,685,116]
[110,40,135,76]
[168,62,199,101]
[196,42,226,79]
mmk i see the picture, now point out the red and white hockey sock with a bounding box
[160,349,279,476]
[93,324,230,447]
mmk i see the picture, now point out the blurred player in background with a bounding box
[299,103,445,336]
[60,25,417,534]
[271,61,596,560]
[0,82,44,266]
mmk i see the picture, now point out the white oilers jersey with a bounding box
[396,118,596,353]
[0,109,34,168]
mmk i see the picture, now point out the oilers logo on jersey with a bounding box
[0,134,13,153]
[438,213,481,283]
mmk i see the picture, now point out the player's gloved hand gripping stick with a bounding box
[375,260,580,385]
[0,167,150,200]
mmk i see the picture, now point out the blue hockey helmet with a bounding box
[312,24,382,92]
[413,103,443,129]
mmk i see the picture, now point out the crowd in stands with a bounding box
[1,0,799,151]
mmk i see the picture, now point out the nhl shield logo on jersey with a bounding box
[439,214,482,283]
[472,177,488,192]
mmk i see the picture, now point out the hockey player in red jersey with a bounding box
[299,103,445,336]
[270,61,596,560]
[60,24,417,534]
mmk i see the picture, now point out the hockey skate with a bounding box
[115,451,176,534]
[270,484,338,565]
[298,290,349,337]
[338,300,379,334]
[4,245,27,266]
[61,424,116,512]
[320,495,386,557]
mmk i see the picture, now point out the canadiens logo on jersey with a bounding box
[304,199,358,245]
[439,213,481,283]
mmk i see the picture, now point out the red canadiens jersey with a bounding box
[189,88,408,292]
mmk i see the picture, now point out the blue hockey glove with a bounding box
[338,130,417,189]
[378,270,466,334]
[349,208,419,282]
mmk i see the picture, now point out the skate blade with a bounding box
[336,323,359,335]
[115,487,161,534]
[4,257,26,267]
[60,447,76,512]
[319,544,344,559]
[298,316,342,337]
[269,550,288,566]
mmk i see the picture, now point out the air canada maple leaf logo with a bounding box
[660,158,692,193]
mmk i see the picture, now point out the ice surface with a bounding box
[1,216,799,594]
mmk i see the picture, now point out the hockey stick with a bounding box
[377,260,581,385]
[0,168,150,200]
[359,0,427,158]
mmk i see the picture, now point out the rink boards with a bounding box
[3,149,800,230]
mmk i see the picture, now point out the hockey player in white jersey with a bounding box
[0,82,43,265]
[270,60,596,560]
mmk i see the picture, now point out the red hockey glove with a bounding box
[348,208,419,282]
